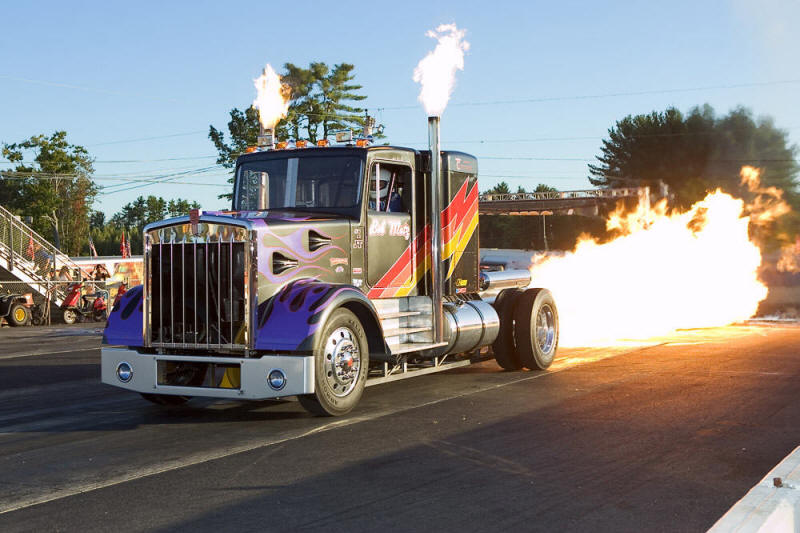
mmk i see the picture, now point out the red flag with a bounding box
[26,232,35,259]
[120,230,128,258]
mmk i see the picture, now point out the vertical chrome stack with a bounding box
[428,116,444,345]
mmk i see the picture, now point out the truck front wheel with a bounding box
[299,308,369,417]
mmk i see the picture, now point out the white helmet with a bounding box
[370,168,392,200]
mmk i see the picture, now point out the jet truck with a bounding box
[101,119,560,416]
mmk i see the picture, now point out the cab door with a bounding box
[366,161,414,297]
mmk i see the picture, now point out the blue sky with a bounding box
[1,0,798,216]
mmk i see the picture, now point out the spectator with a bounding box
[92,264,110,282]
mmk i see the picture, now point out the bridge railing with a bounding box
[479,187,644,202]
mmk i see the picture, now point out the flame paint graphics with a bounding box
[253,220,346,286]
[528,167,787,347]
[368,181,479,298]
[103,285,143,346]
[255,279,348,351]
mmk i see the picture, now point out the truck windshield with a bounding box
[235,155,363,216]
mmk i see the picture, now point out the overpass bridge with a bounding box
[479,187,648,216]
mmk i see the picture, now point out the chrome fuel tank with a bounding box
[443,300,500,355]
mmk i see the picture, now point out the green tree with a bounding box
[92,195,199,256]
[2,131,97,255]
[534,184,558,193]
[589,105,799,210]
[209,62,371,201]
[486,181,510,194]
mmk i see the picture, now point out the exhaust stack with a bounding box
[257,125,275,150]
[428,116,444,344]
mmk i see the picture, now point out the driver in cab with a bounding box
[368,168,403,212]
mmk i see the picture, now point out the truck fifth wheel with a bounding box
[100,126,559,416]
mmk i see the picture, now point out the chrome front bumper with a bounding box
[101,347,315,400]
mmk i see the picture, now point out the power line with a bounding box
[375,78,800,111]
[100,166,224,195]
[0,155,216,165]
[0,75,181,103]
[88,131,208,147]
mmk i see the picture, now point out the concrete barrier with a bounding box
[710,446,800,532]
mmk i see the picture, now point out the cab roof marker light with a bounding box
[317,139,330,147]
[335,130,353,144]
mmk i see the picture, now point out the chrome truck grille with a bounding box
[143,217,256,353]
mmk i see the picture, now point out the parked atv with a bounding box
[0,293,34,327]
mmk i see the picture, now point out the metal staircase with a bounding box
[0,204,82,306]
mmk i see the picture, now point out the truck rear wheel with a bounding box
[513,288,559,370]
[491,288,524,370]
[8,303,30,327]
[299,308,369,417]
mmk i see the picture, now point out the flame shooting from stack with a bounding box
[529,167,788,347]
[413,23,470,116]
[253,64,291,132]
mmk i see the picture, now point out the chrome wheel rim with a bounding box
[323,326,361,397]
[536,304,556,356]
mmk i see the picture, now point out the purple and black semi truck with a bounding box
[101,121,559,416]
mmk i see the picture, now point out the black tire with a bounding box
[62,308,77,325]
[513,288,559,370]
[491,288,524,370]
[140,393,191,406]
[298,308,369,417]
[7,303,30,327]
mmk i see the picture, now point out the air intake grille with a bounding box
[149,235,248,350]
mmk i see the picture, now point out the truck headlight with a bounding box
[117,361,133,383]
[268,369,286,391]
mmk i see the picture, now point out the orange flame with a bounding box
[253,64,291,131]
[528,169,783,347]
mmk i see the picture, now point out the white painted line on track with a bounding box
[709,445,800,532]
[0,346,100,361]
[0,343,657,516]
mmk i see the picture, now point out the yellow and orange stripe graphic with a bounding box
[368,180,479,298]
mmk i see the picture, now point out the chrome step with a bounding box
[383,326,432,338]
[378,310,423,320]
[388,341,448,355]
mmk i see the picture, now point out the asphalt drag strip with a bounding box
[0,325,798,532]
